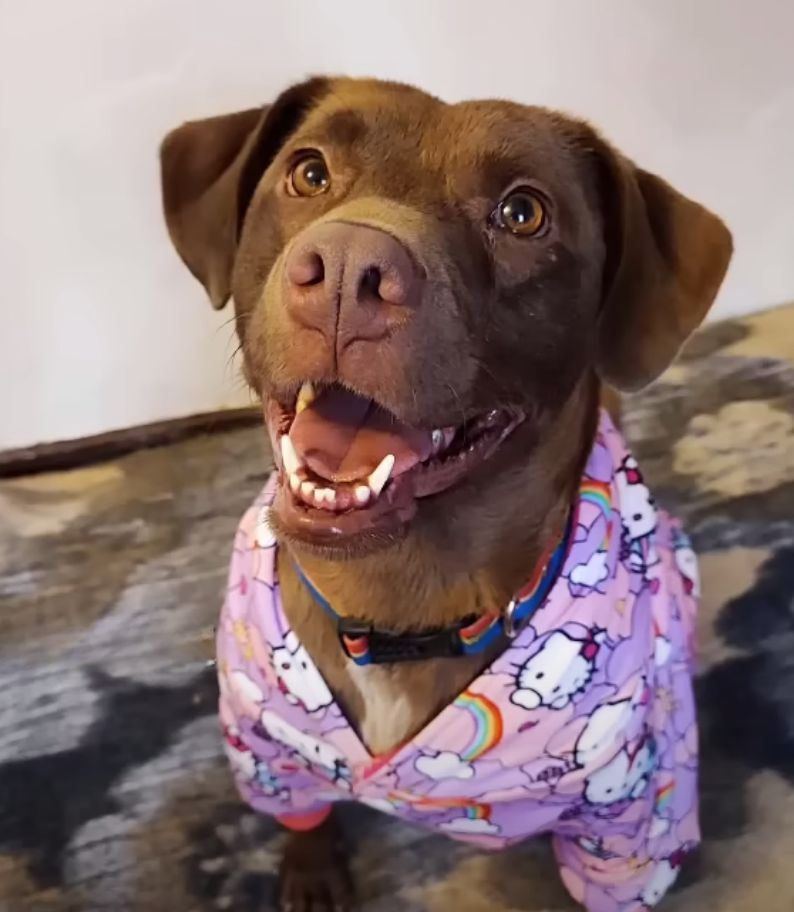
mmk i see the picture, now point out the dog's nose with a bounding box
[284,222,421,348]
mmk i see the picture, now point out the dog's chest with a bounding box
[339,653,492,755]
[344,662,417,755]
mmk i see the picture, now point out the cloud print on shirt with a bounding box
[440,816,500,835]
[415,750,475,781]
[570,550,609,587]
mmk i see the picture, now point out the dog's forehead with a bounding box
[442,101,586,196]
[297,82,440,159]
[299,84,583,194]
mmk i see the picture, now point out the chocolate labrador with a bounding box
[160,77,731,911]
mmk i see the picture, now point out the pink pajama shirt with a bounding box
[217,411,700,911]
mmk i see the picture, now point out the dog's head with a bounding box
[160,77,731,554]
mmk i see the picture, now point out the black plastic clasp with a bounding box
[337,617,465,664]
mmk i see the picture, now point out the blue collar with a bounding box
[292,511,571,666]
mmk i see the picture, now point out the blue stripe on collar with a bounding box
[291,512,571,666]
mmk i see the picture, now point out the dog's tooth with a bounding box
[301,480,315,501]
[289,473,301,494]
[368,454,395,498]
[296,381,316,414]
[280,434,302,475]
[354,485,371,506]
[314,487,335,506]
[431,429,443,453]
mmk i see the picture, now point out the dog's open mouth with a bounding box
[266,383,524,544]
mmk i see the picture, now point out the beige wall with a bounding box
[2,0,792,449]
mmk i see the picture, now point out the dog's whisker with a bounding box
[445,382,468,435]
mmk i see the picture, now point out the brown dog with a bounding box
[160,77,731,910]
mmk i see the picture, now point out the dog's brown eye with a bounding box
[495,190,547,236]
[289,155,331,197]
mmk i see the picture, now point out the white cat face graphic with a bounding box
[271,631,332,713]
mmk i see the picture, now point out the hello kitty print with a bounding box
[217,410,700,912]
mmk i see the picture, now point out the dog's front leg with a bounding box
[277,807,353,912]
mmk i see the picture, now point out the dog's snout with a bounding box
[284,223,421,348]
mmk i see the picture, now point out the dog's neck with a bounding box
[289,381,597,632]
[276,378,599,755]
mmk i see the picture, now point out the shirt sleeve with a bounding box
[217,487,334,833]
[553,831,689,912]
[220,711,334,830]
[276,807,333,831]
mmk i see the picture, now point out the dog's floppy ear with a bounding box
[160,77,329,309]
[591,140,733,391]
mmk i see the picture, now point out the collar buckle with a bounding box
[336,617,373,639]
[337,616,466,664]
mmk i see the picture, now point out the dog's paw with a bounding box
[277,817,354,912]
[278,863,353,912]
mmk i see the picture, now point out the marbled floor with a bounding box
[2,305,794,912]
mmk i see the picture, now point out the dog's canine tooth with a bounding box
[431,429,443,453]
[301,480,316,501]
[289,473,301,494]
[354,484,371,506]
[296,381,316,414]
[280,434,302,475]
[368,454,395,498]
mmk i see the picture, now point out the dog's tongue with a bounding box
[289,387,433,483]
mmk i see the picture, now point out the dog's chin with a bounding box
[264,382,526,559]
[268,488,411,559]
